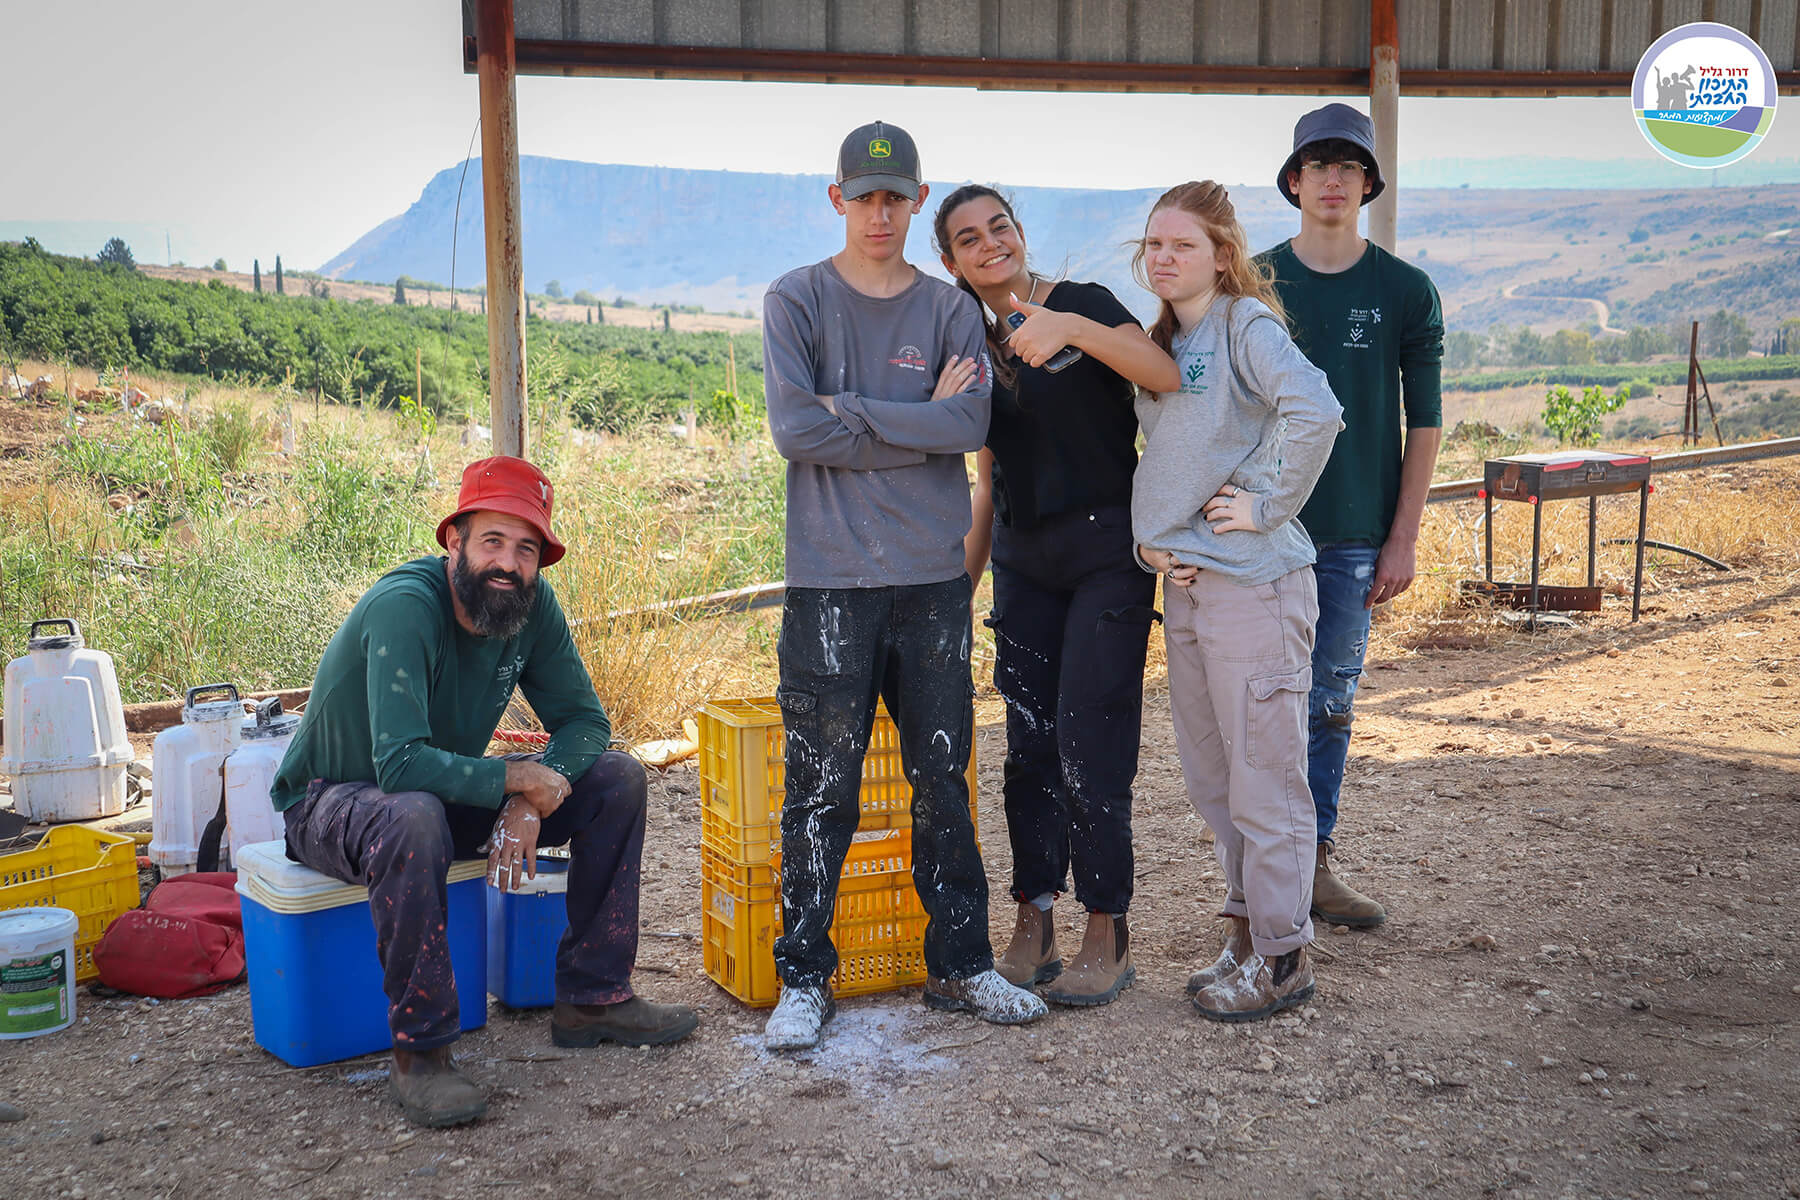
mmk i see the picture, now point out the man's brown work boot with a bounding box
[1044,912,1135,1007]
[551,995,699,1048]
[388,1046,487,1128]
[1185,914,1252,996]
[1311,841,1386,928]
[995,902,1061,988]
[1192,947,1315,1023]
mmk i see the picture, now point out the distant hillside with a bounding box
[321,158,1800,339]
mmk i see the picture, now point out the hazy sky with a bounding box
[6,0,1794,270]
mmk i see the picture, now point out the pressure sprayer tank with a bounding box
[150,684,244,877]
[223,697,301,870]
[1,619,132,823]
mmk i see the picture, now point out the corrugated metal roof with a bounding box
[463,0,1800,94]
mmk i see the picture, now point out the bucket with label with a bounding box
[150,684,244,877]
[0,906,78,1038]
[1,619,132,823]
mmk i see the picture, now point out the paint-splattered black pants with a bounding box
[772,576,993,988]
[284,751,647,1049]
[989,505,1157,915]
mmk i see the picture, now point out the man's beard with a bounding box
[451,553,537,639]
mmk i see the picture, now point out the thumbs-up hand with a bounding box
[1003,292,1077,369]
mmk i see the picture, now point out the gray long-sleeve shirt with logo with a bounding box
[1131,295,1344,585]
[763,259,993,589]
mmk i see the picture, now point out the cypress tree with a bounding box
[275,256,284,294]
[253,260,261,293]
[596,305,604,325]
[662,309,671,331]
[394,278,408,305]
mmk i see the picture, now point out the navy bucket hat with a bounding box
[1276,103,1387,208]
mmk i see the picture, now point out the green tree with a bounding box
[1444,329,1487,372]
[394,278,408,306]
[1542,384,1627,446]
[544,279,565,300]
[253,259,261,294]
[275,255,284,295]
[1507,326,1545,366]
[1702,308,1752,358]
[212,257,228,271]
[662,309,671,331]
[1772,318,1800,356]
[97,237,135,269]
[595,305,604,325]
[572,289,598,306]
[1546,328,1595,367]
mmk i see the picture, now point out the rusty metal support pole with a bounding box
[1368,0,1399,252]
[476,0,527,458]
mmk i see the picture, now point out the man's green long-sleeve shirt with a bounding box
[271,557,610,812]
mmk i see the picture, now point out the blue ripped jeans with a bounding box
[1308,542,1378,844]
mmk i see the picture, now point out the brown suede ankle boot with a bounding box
[1185,914,1252,996]
[1043,912,1135,1007]
[996,902,1061,987]
[1311,841,1386,928]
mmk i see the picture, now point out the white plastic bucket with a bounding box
[1,619,132,823]
[0,906,78,1038]
[223,698,300,870]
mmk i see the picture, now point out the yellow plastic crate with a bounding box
[702,829,927,1007]
[697,697,978,867]
[0,825,140,982]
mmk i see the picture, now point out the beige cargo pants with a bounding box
[1162,565,1319,957]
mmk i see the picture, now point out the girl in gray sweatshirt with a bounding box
[1130,180,1343,1024]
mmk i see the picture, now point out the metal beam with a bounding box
[476,0,527,459]
[1427,437,1800,504]
[466,39,1800,96]
[1368,0,1399,252]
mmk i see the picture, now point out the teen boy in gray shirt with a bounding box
[759,121,1047,1050]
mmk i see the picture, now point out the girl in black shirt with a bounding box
[933,185,1178,1006]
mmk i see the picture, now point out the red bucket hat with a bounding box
[435,456,567,567]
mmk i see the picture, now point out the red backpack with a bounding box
[93,872,247,999]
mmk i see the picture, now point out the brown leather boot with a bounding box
[551,996,699,1048]
[995,902,1061,987]
[1192,947,1315,1023]
[1043,912,1135,1007]
[1185,914,1252,996]
[388,1047,486,1128]
[1311,841,1386,929]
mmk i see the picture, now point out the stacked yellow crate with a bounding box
[696,697,978,1006]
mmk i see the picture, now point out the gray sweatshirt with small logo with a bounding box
[1131,295,1344,585]
[763,259,993,589]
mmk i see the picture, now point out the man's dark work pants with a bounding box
[772,575,992,987]
[283,751,647,1050]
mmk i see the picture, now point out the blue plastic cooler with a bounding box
[235,841,488,1067]
[486,858,570,1008]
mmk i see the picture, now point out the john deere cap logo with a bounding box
[869,139,892,158]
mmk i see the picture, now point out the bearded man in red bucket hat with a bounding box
[271,456,698,1128]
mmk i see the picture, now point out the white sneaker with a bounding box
[763,985,835,1050]
[923,968,1049,1025]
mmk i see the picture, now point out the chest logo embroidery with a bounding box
[889,345,929,373]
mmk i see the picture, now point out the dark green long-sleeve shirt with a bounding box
[271,557,610,812]
[1260,239,1444,546]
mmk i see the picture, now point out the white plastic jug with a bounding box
[1,619,132,823]
[150,684,244,876]
[223,697,301,870]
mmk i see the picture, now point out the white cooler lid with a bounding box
[234,840,487,914]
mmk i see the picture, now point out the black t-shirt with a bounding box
[987,280,1141,530]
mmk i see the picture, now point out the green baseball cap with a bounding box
[836,120,921,201]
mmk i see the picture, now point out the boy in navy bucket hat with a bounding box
[1253,104,1443,936]
[271,456,698,1128]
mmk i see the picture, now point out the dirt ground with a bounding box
[5,528,1799,1200]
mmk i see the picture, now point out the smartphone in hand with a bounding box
[1004,311,1083,373]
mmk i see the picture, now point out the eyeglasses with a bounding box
[1301,159,1368,181]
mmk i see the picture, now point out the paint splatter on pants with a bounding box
[1308,542,1379,844]
[283,751,647,1050]
[772,576,993,987]
[988,505,1156,915]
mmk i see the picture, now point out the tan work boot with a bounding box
[1192,947,1315,1023]
[995,902,1061,988]
[1044,912,1135,1007]
[1185,914,1252,996]
[1311,841,1386,928]
[388,1046,487,1128]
